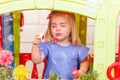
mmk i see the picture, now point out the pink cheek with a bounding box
[51,32,55,35]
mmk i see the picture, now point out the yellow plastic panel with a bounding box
[0,0,11,3]
[63,0,103,9]
[111,0,120,10]
[36,0,54,9]
[0,0,35,14]
[94,1,120,80]
[53,0,102,19]
[0,0,104,19]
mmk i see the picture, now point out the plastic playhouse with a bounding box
[0,0,120,80]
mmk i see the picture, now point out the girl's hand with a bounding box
[72,69,85,79]
[33,34,44,46]
[72,69,80,79]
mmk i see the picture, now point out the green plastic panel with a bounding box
[75,14,87,45]
[13,11,20,67]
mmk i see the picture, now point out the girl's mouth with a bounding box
[56,33,62,36]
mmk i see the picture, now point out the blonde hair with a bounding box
[45,11,81,46]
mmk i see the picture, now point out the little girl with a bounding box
[31,11,89,80]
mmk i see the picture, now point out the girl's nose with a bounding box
[56,26,60,31]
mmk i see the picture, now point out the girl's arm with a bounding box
[79,57,89,74]
[72,57,89,79]
[31,34,45,64]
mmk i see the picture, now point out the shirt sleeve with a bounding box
[77,46,89,61]
[38,42,49,58]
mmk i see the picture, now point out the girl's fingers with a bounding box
[33,40,40,45]
[33,35,41,45]
[35,35,41,39]
[33,33,45,45]
[72,69,79,78]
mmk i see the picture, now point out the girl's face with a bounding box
[50,15,71,42]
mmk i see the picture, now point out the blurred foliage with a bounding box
[48,71,61,80]
[49,70,99,80]
[0,65,13,80]
[80,71,99,80]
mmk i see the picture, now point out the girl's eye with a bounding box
[51,25,56,28]
[61,24,66,27]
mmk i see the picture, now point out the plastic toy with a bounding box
[107,24,120,80]
[39,33,44,41]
